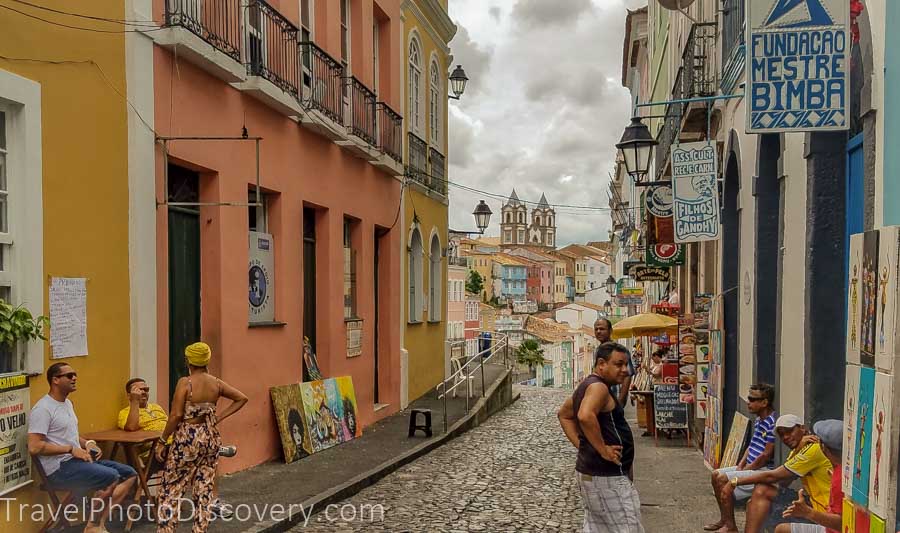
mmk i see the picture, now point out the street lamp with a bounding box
[605,275,617,296]
[603,300,612,315]
[449,200,493,236]
[449,65,469,100]
[616,117,657,185]
[473,200,492,233]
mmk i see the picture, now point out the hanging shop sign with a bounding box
[632,266,671,283]
[620,286,644,297]
[647,243,685,267]
[249,231,276,323]
[645,184,673,218]
[0,374,31,496]
[622,260,642,278]
[746,0,850,132]
[672,142,721,243]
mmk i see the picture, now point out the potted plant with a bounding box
[0,300,49,372]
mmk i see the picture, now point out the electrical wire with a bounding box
[0,3,163,33]
[0,55,157,135]
[8,0,158,26]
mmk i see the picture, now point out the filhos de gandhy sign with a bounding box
[672,142,720,243]
[747,0,850,132]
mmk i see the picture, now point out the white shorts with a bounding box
[577,473,645,533]
[789,524,826,533]
[715,465,772,501]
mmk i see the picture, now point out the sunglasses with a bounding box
[56,372,77,380]
[747,396,766,402]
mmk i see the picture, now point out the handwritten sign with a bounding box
[49,277,88,359]
[654,384,689,430]
[747,0,850,132]
[0,374,30,496]
[672,142,720,243]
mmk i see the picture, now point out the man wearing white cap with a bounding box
[728,414,833,533]
[775,419,844,533]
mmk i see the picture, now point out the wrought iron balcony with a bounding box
[376,103,403,163]
[245,0,300,98]
[300,41,343,125]
[654,67,684,181]
[165,0,242,61]
[408,132,428,186]
[681,22,717,99]
[345,77,377,146]
[430,147,447,195]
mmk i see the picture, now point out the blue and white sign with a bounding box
[249,231,275,323]
[672,142,720,243]
[747,0,850,132]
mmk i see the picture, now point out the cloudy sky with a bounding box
[447,0,647,246]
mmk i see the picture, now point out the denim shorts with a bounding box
[48,459,137,492]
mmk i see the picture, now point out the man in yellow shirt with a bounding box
[728,414,832,533]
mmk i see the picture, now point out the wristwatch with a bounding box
[730,477,739,487]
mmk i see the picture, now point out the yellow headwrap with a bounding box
[185,342,211,367]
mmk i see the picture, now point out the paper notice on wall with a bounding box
[49,277,88,359]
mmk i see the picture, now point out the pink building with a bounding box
[447,260,467,357]
[150,0,404,473]
[464,294,481,357]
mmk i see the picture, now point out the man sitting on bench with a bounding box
[28,362,137,533]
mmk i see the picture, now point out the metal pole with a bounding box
[480,356,486,398]
[443,384,448,434]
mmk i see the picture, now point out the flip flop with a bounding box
[702,523,724,531]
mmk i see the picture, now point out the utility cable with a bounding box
[8,0,158,26]
[0,3,163,33]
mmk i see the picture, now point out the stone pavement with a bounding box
[291,386,725,532]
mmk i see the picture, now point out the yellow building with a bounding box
[0,2,155,530]
[402,0,456,404]
[463,250,493,301]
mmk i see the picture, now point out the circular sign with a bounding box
[654,243,678,260]
[646,185,673,218]
[743,271,752,305]
[249,264,268,308]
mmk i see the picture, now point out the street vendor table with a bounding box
[82,429,161,531]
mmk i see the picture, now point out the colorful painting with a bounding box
[860,230,879,366]
[875,226,899,373]
[851,366,875,506]
[303,336,323,382]
[696,382,709,402]
[854,506,870,532]
[843,364,860,496]
[334,376,362,440]
[270,384,311,462]
[842,499,854,533]
[696,344,710,362]
[870,513,885,533]
[720,413,750,469]
[868,372,891,518]
[696,363,710,383]
[696,400,708,419]
[847,233,863,364]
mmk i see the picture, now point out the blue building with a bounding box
[565,276,575,302]
[495,254,527,301]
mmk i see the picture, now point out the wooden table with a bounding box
[82,429,161,531]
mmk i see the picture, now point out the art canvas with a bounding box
[843,364,860,496]
[696,382,709,402]
[854,506,870,532]
[867,372,891,518]
[270,384,311,463]
[696,344,710,363]
[861,230,880,366]
[696,400,708,419]
[720,413,750,468]
[300,379,342,453]
[842,499,854,533]
[875,226,900,373]
[870,513,885,533]
[334,376,362,440]
[847,233,863,364]
[696,363,710,383]
[851,366,875,506]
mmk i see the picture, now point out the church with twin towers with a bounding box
[500,189,557,248]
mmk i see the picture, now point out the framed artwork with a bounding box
[851,366,875,506]
[842,499,854,532]
[868,372,891,518]
[843,364,860,496]
[861,230,879,367]
[876,226,899,373]
[270,384,311,463]
[720,413,750,469]
[848,233,863,364]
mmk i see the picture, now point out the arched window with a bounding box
[548,215,554,227]
[535,215,542,226]
[429,234,442,321]
[505,212,511,223]
[408,229,423,322]
[518,212,524,223]
[429,61,441,144]
[408,38,422,134]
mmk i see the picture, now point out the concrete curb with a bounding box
[243,368,515,533]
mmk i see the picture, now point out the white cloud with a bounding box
[447,1,643,245]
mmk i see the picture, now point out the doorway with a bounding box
[721,138,741,436]
[302,207,317,382]
[167,165,201,400]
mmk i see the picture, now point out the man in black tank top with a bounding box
[558,342,644,532]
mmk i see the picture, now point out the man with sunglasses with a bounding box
[704,383,778,533]
[28,362,137,533]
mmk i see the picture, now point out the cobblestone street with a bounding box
[292,386,719,532]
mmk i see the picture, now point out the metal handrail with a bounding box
[435,331,511,432]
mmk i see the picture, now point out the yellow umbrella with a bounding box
[611,312,678,339]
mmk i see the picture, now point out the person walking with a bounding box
[155,342,248,533]
[558,342,643,532]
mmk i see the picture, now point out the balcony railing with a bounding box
[449,256,468,267]
[430,147,447,195]
[721,0,746,94]
[654,67,684,180]
[246,0,300,98]
[300,41,343,124]
[682,22,717,99]
[377,103,402,163]
[408,132,428,186]
[165,0,242,62]
[346,77,377,146]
